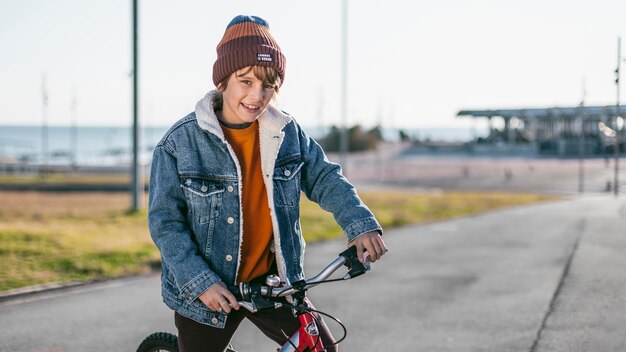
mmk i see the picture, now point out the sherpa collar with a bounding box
[194,90,292,140]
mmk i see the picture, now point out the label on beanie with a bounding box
[257,53,273,62]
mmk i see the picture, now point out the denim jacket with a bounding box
[148,90,382,327]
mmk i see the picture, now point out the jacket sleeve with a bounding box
[148,144,221,303]
[296,124,383,241]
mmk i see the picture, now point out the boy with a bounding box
[148,15,387,352]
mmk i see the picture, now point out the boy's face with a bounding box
[218,67,276,125]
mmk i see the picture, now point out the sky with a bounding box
[1,0,626,130]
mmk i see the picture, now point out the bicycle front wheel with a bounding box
[136,332,179,352]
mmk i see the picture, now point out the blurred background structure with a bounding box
[0,0,625,197]
[457,105,624,156]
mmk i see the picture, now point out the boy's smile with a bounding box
[218,67,276,125]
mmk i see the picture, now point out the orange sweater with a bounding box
[221,120,274,283]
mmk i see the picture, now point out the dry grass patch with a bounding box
[0,189,557,291]
[0,191,156,291]
[0,173,131,185]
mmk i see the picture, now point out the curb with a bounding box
[0,183,149,192]
[0,273,159,305]
[0,281,97,303]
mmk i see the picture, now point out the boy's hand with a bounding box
[198,282,240,313]
[350,231,388,263]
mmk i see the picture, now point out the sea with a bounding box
[0,125,480,166]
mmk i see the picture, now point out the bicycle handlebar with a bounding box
[233,246,370,312]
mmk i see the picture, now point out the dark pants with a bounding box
[174,302,338,352]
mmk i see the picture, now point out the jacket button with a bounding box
[225,255,233,262]
[227,185,234,192]
[284,169,291,177]
[211,317,219,324]
[227,217,234,224]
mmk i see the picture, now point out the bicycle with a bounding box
[137,246,370,352]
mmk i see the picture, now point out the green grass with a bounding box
[0,207,158,291]
[300,190,556,242]
[0,190,557,292]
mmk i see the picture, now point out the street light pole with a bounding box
[70,87,78,169]
[614,37,621,197]
[339,0,349,175]
[578,79,586,194]
[131,0,142,210]
[41,73,48,178]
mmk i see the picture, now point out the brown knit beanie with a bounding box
[212,15,286,87]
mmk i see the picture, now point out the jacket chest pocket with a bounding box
[180,177,224,224]
[273,161,304,207]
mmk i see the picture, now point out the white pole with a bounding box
[71,87,78,169]
[339,0,349,175]
[41,73,48,177]
[131,0,142,210]
[614,37,621,197]
[578,78,586,193]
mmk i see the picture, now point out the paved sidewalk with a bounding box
[532,198,626,351]
[0,195,624,351]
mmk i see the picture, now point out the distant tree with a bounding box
[319,126,341,151]
[399,129,410,142]
[367,125,383,142]
[319,124,383,152]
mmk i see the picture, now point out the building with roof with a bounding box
[457,106,624,156]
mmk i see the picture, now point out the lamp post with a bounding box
[578,79,586,194]
[614,37,621,197]
[131,0,142,210]
[339,0,349,175]
[41,73,48,178]
[70,87,77,169]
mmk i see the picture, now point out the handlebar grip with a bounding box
[339,246,369,279]
[227,285,244,300]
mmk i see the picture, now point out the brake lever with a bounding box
[236,301,258,313]
[235,298,283,313]
[362,254,372,272]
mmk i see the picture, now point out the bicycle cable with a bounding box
[274,277,347,298]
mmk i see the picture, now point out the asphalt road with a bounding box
[1,194,625,351]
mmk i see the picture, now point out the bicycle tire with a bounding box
[136,332,179,352]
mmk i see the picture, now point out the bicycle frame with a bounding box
[278,312,324,352]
